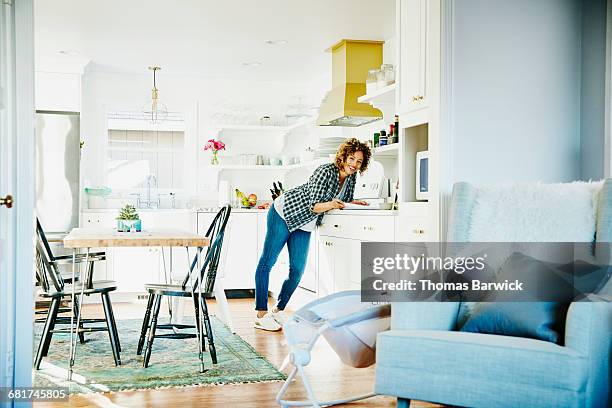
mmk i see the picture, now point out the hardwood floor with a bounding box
[34,298,442,408]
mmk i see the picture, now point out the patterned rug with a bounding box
[33,316,285,394]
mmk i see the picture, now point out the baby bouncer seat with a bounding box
[276,291,391,407]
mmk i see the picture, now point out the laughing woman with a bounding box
[254,138,371,331]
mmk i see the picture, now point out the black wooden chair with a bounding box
[34,219,106,337]
[137,205,231,372]
[34,221,122,369]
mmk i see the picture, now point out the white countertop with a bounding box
[83,207,400,216]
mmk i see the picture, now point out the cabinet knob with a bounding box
[419,95,424,100]
[413,229,425,235]
[333,224,340,228]
[412,95,418,102]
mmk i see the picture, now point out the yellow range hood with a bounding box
[317,39,384,127]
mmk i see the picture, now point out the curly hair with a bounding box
[334,138,371,174]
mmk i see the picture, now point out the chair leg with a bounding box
[200,296,217,365]
[143,294,162,368]
[35,297,60,369]
[106,293,121,352]
[137,293,154,355]
[192,295,205,352]
[101,292,121,366]
[72,297,86,344]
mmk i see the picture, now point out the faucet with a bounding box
[135,174,159,209]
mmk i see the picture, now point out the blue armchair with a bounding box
[375,180,612,408]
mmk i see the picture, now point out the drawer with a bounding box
[318,215,348,237]
[348,215,395,242]
[320,215,395,241]
[81,212,117,228]
[394,216,428,242]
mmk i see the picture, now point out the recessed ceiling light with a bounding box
[265,40,288,46]
[58,49,81,56]
[242,61,262,67]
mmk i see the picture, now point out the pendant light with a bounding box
[142,66,168,124]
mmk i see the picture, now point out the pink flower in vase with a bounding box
[204,139,225,165]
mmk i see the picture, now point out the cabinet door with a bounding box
[317,236,335,298]
[297,234,317,293]
[112,247,161,293]
[333,238,363,292]
[222,213,258,289]
[397,0,428,114]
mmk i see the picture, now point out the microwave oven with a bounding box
[416,150,429,200]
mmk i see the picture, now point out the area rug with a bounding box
[33,316,285,394]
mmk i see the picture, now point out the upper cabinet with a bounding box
[396,0,430,115]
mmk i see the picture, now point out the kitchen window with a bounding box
[107,129,184,191]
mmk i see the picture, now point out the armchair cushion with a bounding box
[460,302,568,344]
[376,330,588,408]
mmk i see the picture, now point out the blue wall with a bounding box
[580,0,608,180]
[449,0,605,184]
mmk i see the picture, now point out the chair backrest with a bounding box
[181,205,231,293]
[35,218,65,292]
[447,179,609,242]
[35,239,64,293]
[36,218,57,261]
[446,179,612,322]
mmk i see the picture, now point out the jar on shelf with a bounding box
[379,130,388,146]
[366,69,379,94]
[381,64,395,85]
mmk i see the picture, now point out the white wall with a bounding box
[449,0,583,184]
[81,70,315,207]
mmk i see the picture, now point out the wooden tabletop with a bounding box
[63,228,210,249]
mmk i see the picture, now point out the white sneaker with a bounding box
[271,310,290,327]
[254,313,282,331]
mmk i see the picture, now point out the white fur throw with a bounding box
[468,181,603,242]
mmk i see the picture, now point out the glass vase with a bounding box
[211,150,219,165]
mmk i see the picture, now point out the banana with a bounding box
[235,188,249,207]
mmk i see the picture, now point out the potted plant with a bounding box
[117,204,142,232]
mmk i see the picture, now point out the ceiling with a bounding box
[35,0,395,83]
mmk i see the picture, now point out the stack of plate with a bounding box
[317,137,345,158]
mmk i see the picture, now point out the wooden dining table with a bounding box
[63,228,210,380]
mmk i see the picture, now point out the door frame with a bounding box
[605,0,612,178]
[0,0,35,395]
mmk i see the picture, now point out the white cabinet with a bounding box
[199,211,258,290]
[317,236,336,298]
[397,0,430,115]
[111,247,161,293]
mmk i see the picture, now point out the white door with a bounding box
[0,0,35,393]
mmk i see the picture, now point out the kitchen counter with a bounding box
[83,208,193,213]
[327,209,398,216]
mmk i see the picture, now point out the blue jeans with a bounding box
[255,204,311,311]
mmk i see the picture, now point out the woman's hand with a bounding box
[313,199,345,213]
[328,198,345,210]
[350,200,369,206]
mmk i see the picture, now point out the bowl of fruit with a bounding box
[235,188,257,208]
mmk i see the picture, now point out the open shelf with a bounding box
[216,158,329,172]
[213,117,316,134]
[372,143,399,157]
[357,83,396,105]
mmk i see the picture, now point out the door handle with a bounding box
[0,195,13,208]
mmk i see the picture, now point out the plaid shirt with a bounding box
[283,163,356,232]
